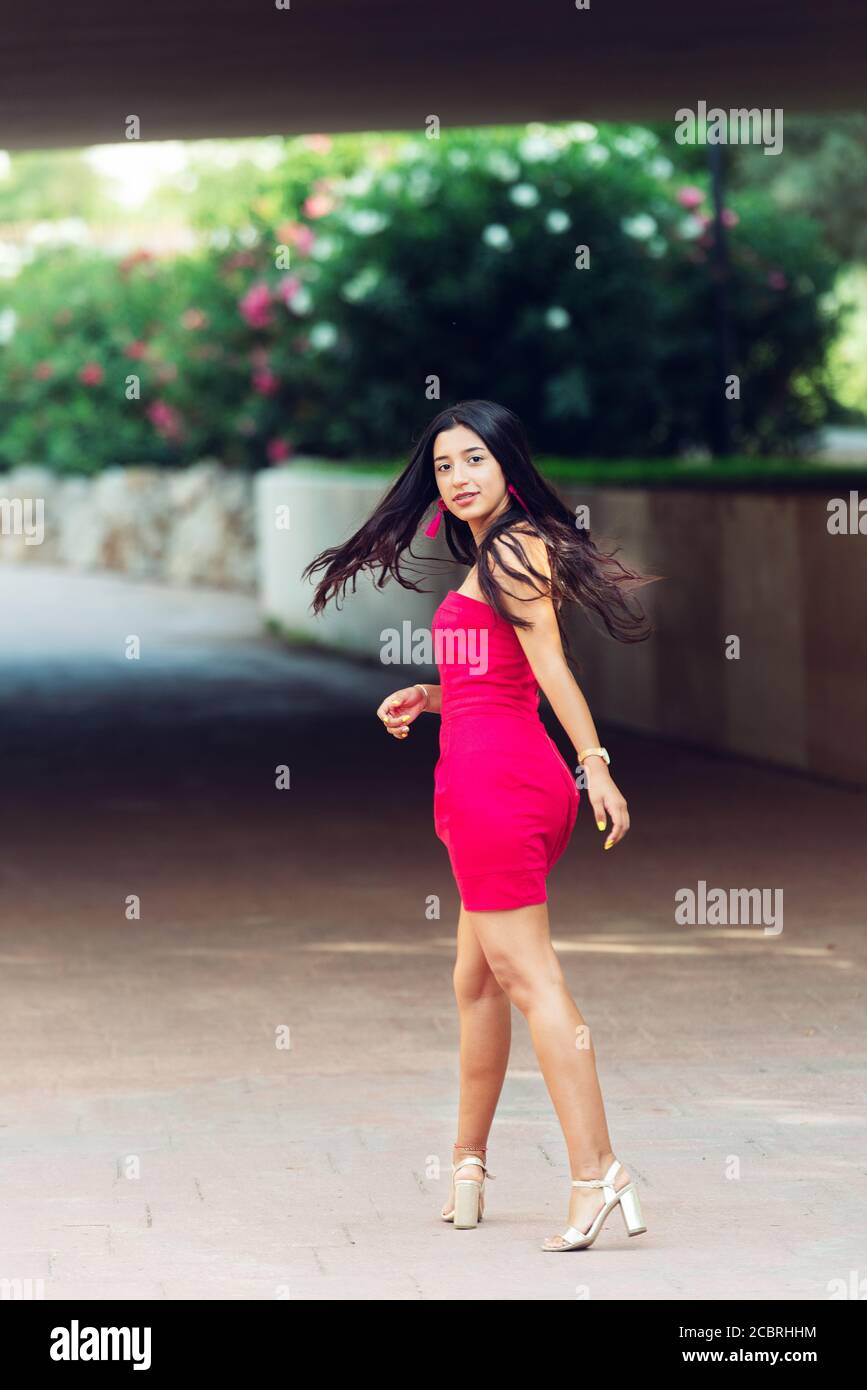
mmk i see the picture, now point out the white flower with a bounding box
[345,209,388,236]
[286,286,313,315]
[567,122,598,143]
[379,172,402,196]
[584,143,610,166]
[408,168,437,200]
[0,243,28,278]
[614,135,644,158]
[448,149,471,169]
[617,129,658,156]
[650,155,674,180]
[486,151,521,181]
[545,306,571,330]
[621,213,657,240]
[309,322,338,350]
[509,182,540,207]
[482,224,513,250]
[27,218,88,246]
[546,209,572,233]
[343,171,375,197]
[519,131,559,163]
[0,307,17,343]
[340,266,382,302]
[678,215,705,240]
[310,235,338,261]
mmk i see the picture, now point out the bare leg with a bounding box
[467,901,631,1245]
[442,904,511,1217]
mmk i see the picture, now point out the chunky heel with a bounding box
[440,1153,494,1227]
[618,1183,647,1236]
[453,1179,481,1228]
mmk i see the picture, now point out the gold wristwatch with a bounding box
[577,746,610,766]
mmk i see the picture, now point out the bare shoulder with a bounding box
[486,524,556,621]
[488,524,552,587]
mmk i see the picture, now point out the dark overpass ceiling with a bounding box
[1,0,865,151]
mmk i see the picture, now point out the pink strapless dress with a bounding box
[431,590,580,911]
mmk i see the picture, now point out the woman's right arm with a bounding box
[376,682,441,738]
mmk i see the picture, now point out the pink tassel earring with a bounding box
[508,482,531,514]
[424,498,447,538]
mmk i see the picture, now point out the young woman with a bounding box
[304,399,654,1251]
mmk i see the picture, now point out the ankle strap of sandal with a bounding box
[452,1155,494,1177]
[571,1158,620,1191]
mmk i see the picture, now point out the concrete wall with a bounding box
[256,466,867,788]
[256,465,466,659]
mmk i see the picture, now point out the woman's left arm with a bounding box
[490,535,631,850]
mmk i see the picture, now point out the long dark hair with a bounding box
[303,399,656,646]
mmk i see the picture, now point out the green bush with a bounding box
[0,247,277,473]
[0,125,843,472]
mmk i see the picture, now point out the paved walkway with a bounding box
[0,566,864,1300]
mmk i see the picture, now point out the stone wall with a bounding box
[0,461,256,591]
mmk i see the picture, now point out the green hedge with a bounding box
[0,125,844,473]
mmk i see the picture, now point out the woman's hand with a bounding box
[584,761,630,850]
[376,685,428,739]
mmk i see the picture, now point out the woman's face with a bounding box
[432,425,508,531]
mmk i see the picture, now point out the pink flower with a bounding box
[266,437,293,463]
[118,249,155,276]
[767,270,788,290]
[124,339,149,359]
[79,362,104,386]
[223,250,258,273]
[33,361,54,380]
[303,192,336,219]
[181,308,208,330]
[721,208,739,228]
[252,368,280,396]
[303,134,333,155]
[277,222,315,255]
[239,282,273,329]
[146,399,185,441]
[276,275,302,306]
[677,186,705,210]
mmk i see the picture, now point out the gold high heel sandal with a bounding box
[542,1157,647,1251]
[440,1155,494,1229]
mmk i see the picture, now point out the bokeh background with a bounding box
[1,0,865,1303]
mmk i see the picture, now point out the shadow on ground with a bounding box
[0,566,864,1300]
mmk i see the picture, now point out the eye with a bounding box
[436,462,451,473]
[468,454,484,463]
